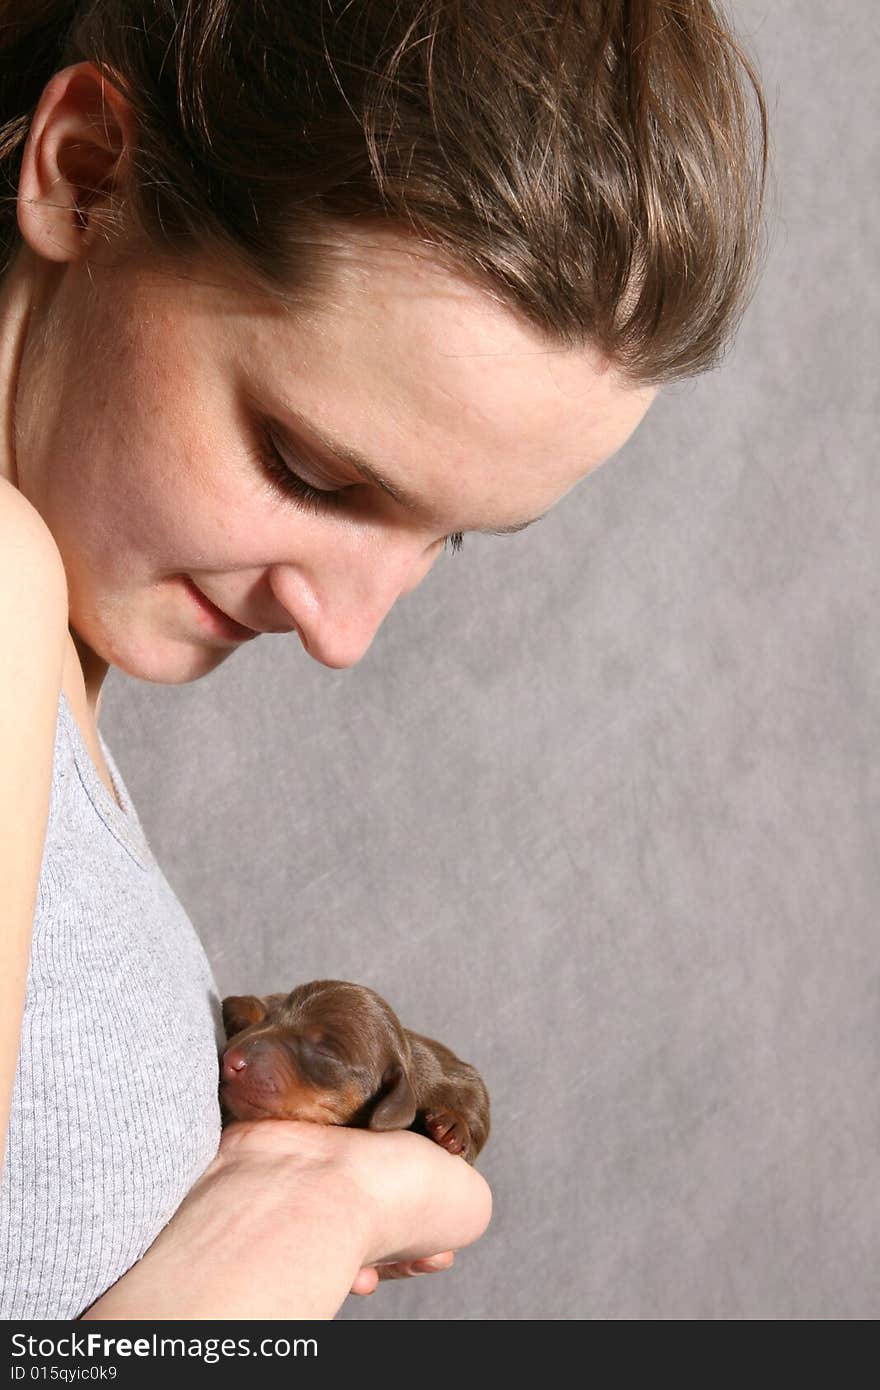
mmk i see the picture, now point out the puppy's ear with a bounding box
[368,1063,418,1132]
[221,994,267,1040]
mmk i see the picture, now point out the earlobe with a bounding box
[16,61,136,264]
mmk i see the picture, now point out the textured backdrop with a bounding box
[100,1,879,1319]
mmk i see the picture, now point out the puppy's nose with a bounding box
[221,1047,248,1082]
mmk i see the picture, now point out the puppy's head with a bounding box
[219,979,416,1131]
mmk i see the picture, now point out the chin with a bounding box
[127,646,238,685]
[92,628,239,687]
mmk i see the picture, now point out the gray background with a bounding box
[100,2,878,1319]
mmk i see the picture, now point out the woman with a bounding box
[0,1,768,1319]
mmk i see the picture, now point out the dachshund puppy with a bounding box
[220,980,490,1164]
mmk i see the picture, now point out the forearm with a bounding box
[80,1137,371,1320]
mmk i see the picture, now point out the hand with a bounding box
[218,1116,491,1268]
[81,1117,491,1320]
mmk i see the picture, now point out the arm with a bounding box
[80,1119,492,1320]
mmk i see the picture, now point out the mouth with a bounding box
[219,1083,276,1119]
[182,576,260,643]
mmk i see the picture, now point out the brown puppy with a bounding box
[220,980,490,1163]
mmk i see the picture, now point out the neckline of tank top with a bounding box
[57,688,154,870]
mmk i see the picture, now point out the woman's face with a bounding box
[7,224,656,685]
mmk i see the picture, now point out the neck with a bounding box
[69,626,109,724]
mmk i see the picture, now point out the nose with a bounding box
[271,532,445,670]
[221,1036,284,1090]
[221,1047,248,1083]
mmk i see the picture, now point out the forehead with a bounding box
[228,227,657,531]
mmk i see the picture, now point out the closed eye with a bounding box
[250,422,465,553]
[253,424,346,511]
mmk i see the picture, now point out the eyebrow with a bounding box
[276,407,546,537]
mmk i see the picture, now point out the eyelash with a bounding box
[251,423,464,555]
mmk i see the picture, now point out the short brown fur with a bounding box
[220,980,490,1163]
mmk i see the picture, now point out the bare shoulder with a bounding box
[0,475,68,607]
[0,472,69,712]
[0,473,68,561]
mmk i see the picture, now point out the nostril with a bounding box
[222,1047,248,1081]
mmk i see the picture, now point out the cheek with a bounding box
[66,412,252,577]
[276,1078,366,1124]
[20,343,185,565]
[21,292,304,578]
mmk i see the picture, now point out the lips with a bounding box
[184,576,299,638]
[183,576,260,640]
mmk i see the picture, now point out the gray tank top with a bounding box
[0,690,223,1319]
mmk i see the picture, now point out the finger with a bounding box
[410,1250,455,1273]
[349,1266,380,1296]
[376,1251,456,1281]
[375,1263,418,1281]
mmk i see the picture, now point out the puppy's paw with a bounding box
[423,1109,471,1160]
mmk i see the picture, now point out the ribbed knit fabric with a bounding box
[0,690,223,1319]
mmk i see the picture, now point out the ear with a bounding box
[367,1064,418,1132]
[221,995,268,1041]
[17,61,136,263]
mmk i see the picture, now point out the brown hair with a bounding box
[0,1,769,386]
